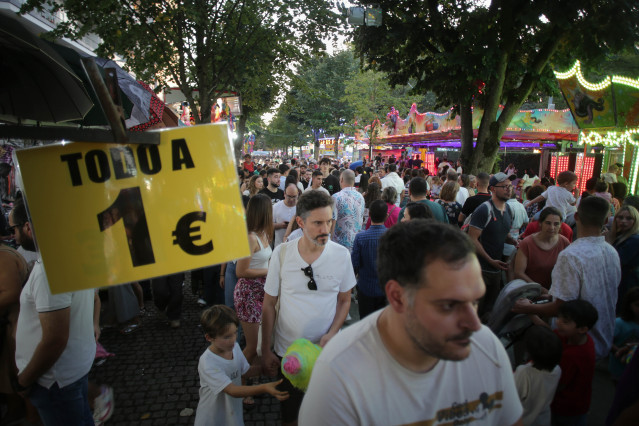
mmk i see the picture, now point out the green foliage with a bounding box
[21,0,342,127]
[353,0,639,173]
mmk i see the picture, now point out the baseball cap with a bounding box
[489,172,510,187]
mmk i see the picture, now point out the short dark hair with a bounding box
[524,325,563,371]
[388,163,397,173]
[585,176,598,191]
[11,196,29,226]
[296,190,334,220]
[279,164,290,174]
[312,170,323,177]
[409,177,428,197]
[539,206,563,223]
[266,167,280,177]
[558,300,598,330]
[405,202,432,220]
[594,180,608,193]
[319,157,331,165]
[476,172,490,185]
[620,287,639,322]
[200,305,239,338]
[624,195,639,211]
[377,221,475,290]
[369,200,388,223]
[577,196,609,228]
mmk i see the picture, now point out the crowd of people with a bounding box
[1,151,639,425]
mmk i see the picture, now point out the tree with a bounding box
[353,0,639,173]
[22,0,342,153]
[285,50,359,158]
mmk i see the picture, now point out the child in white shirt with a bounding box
[514,325,563,426]
[194,305,288,426]
[528,170,578,224]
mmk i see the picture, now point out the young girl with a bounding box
[194,305,288,426]
[609,288,639,381]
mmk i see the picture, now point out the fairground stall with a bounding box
[555,60,639,195]
[361,103,580,177]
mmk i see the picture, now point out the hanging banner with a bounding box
[15,124,250,294]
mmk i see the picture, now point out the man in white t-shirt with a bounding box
[512,196,621,360]
[261,190,356,426]
[9,198,96,424]
[299,220,523,426]
[273,184,299,247]
[303,170,330,195]
[381,163,405,206]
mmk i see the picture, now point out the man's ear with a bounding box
[23,221,33,238]
[296,215,305,230]
[385,280,409,314]
[204,333,213,343]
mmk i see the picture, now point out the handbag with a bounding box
[256,241,287,357]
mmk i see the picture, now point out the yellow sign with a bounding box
[15,124,250,294]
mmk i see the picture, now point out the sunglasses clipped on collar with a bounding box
[301,265,317,291]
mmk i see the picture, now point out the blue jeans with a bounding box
[224,261,238,309]
[29,373,93,426]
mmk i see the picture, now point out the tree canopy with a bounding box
[22,0,342,149]
[353,0,639,173]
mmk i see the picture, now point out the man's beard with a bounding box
[19,232,37,252]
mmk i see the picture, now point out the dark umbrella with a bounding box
[0,13,93,123]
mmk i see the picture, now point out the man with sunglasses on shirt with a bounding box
[261,190,356,426]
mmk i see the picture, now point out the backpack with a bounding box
[461,200,512,233]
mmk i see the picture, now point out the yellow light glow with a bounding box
[554,60,611,92]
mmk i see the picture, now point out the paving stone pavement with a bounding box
[92,280,286,426]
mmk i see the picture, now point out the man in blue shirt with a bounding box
[351,199,389,318]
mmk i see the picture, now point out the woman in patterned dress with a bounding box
[233,194,273,364]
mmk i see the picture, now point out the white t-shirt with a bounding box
[194,343,250,426]
[514,363,561,426]
[456,186,470,206]
[541,186,576,219]
[15,260,96,388]
[381,172,405,206]
[300,310,522,425]
[272,201,297,247]
[303,185,330,196]
[264,239,356,356]
[550,236,621,360]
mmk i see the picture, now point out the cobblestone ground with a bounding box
[92,282,284,426]
[92,279,359,426]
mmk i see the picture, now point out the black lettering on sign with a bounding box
[86,150,111,183]
[61,153,83,186]
[172,211,213,255]
[137,144,162,175]
[110,147,137,179]
[172,139,195,171]
[97,187,155,267]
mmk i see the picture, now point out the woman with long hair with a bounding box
[244,174,263,197]
[608,205,639,313]
[358,173,370,194]
[362,183,382,227]
[233,194,273,366]
[514,207,570,290]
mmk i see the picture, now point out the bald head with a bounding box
[340,169,355,187]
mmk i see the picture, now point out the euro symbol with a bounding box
[172,211,213,255]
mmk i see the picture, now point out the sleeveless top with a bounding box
[249,232,272,270]
[0,245,29,285]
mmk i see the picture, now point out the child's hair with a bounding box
[620,287,639,322]
[594,180,609,193]
[201,305,239,338]
[405,202,433,220]
[558,300,599,330]
[524,325,563,371]
[557,170,577,185]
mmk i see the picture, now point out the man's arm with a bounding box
[319,290,351,347]
[260,293,280,376]
[511,297,564,317]
[18,308,70,388]
[468,226,508,271]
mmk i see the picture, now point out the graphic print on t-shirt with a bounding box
[401,391,505,425]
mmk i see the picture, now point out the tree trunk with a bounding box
[235,114,248,161]
[459,96,475,173]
